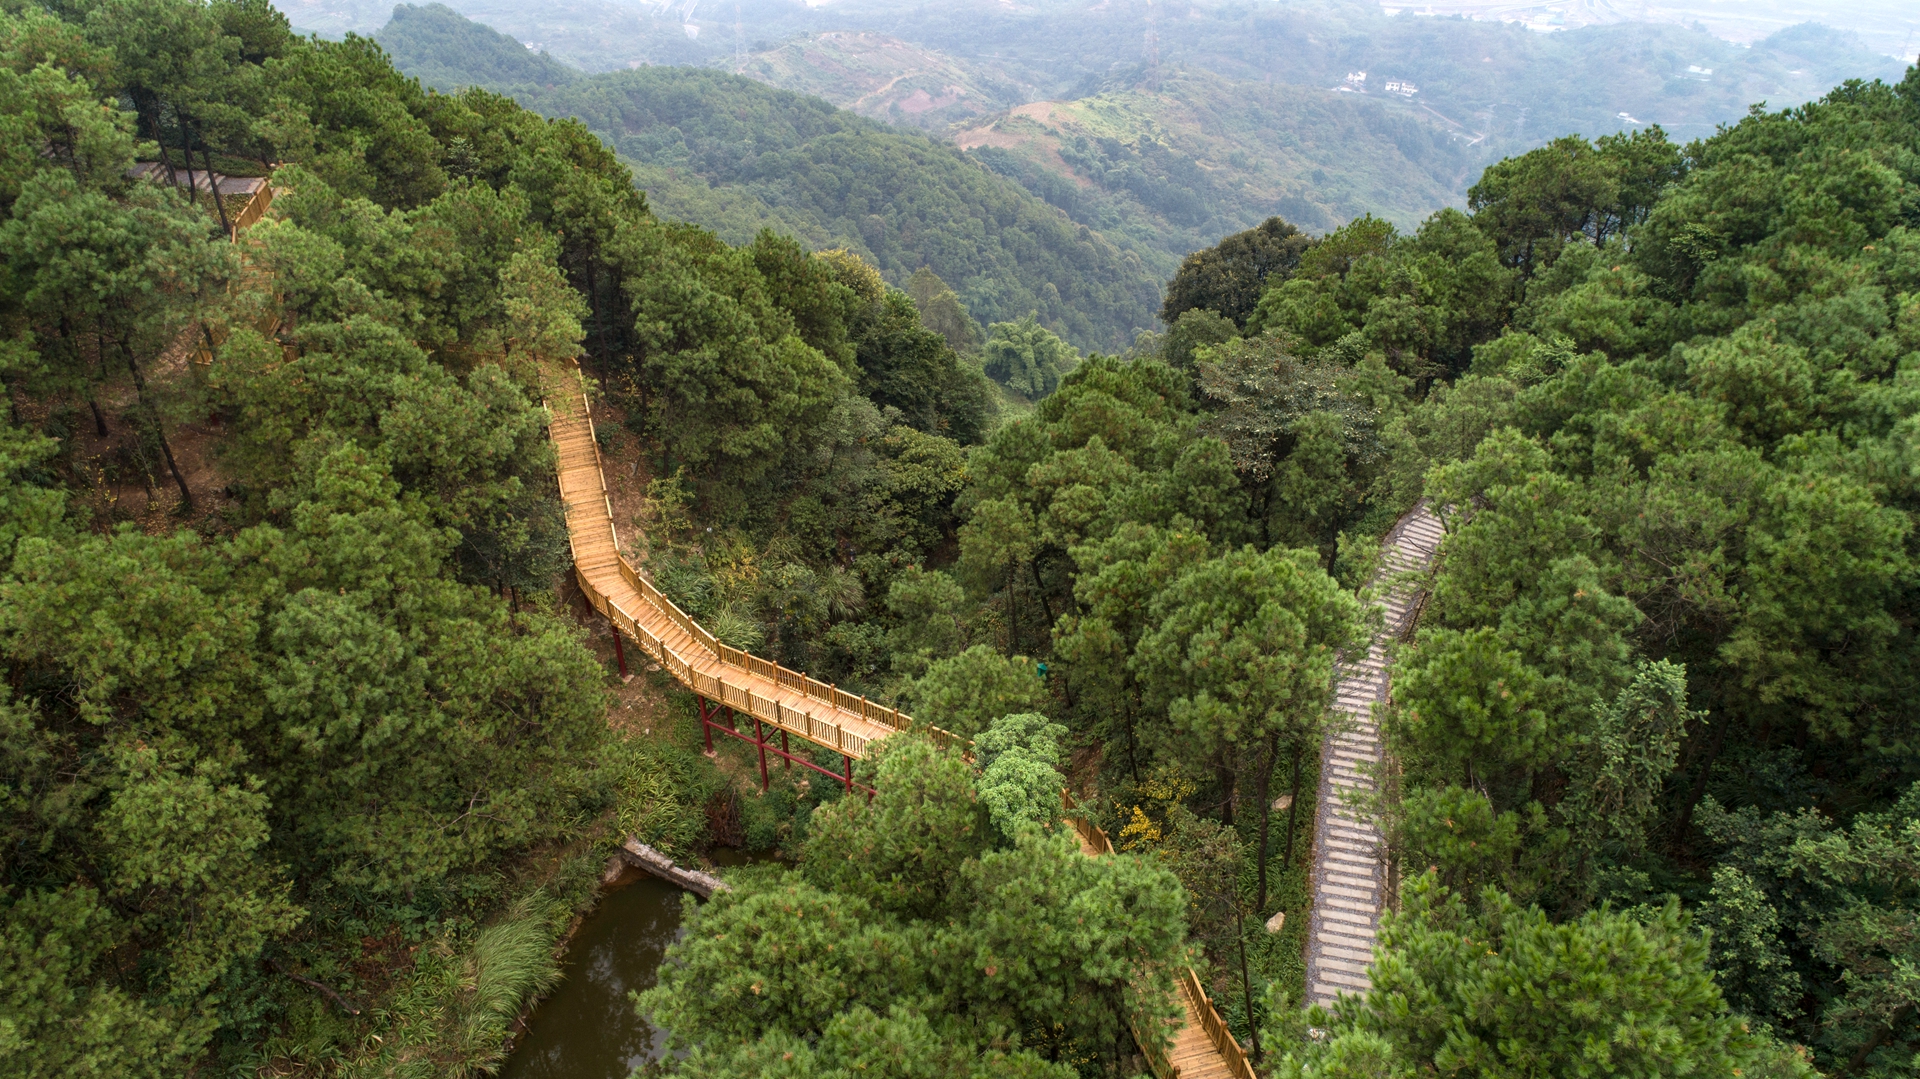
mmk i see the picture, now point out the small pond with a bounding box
[498,849,766,1079]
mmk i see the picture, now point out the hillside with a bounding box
[375,0,577,90]
[377,6,1163,349]
[1403,0,1918,60]
[808,0,1908,147]
[713,4,1903,276]
[318,1,1908,150]
[293,0,819,68]
[736,31,1029,131]
[954,70,1486,274]
[367,2,1906,297]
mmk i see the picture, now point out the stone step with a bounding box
[1315,955,1370,975]
[1314,968,1372,990]
[1321,936,1377,959]
[1319,911,1377,932]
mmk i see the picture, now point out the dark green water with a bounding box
[498,873,685,1079]
[499,850,768,1079]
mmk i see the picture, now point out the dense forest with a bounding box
[376,3,1163,351]
[4,0,1920,1076]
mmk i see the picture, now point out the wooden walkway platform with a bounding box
[1303,503,1445,1007]
[545,361,954,762]
[1069,817,1251,1079]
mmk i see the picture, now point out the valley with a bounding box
[378,0,1908,309]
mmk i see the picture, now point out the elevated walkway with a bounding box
[545,362,960,776]
[549,359,1245,1077]
[1069,814,1253,1079]
[545,358,1493,1074]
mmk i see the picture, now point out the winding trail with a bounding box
[549,361,1243,1078]
[545,360,940,768]
[1069,819,1250,1079]
[1304,504,1445,1008]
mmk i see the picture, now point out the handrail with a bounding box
[229,181,275,239]
[192,178,282,364]
[1072,813,1115,856]
[1180,967,1257,1079]
[1064,794,1251,1079]
[548,366,943,762]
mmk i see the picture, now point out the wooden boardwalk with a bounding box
[549,355,1228,1076]
[1069,819,1250,1079]
[1168,974,1241,1079]
[1303,504,1445,1008]
[546,362,947,763]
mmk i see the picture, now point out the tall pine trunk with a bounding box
[120,341,193,510]
[1253,730,1279,912]
[140,98,178,186]
[175,106,198,208]
[1236,911,1261,1062]
[1005,556,1018,657]
[1030,557,1055,631]
[198,129,232,235]
[1282,742,1304,863]
[1671,715,1732,843]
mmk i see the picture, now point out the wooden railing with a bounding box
[229,181,275,239]
[575,563,878,757]
[1180,967,1258,1079]
[1063,795,1256,1079]
[192,177,281,364]
[552,378,965,761]
[612,540,963,749]
[1070,812,1116,856]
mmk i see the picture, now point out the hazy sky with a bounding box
[278,0,1920,65]
[1379,0,1917,59]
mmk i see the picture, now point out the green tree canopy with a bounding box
[1134,544,1366,904]
[1160,215,1313,329]
[1271,876,1806,1079]
[981,313,1079,400]
[974,712,1069,842]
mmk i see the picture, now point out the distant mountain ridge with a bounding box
[374,2,1911,342]
[735,31,1029,131]
[377,1,576,90]
[954,70,1484,268]
[376,5,1163,350]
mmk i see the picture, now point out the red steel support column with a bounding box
[843,754,854,793]
[753,716,770,792]
[780,729,791,770]
[611,630,629,679]
[699,697,714,755]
